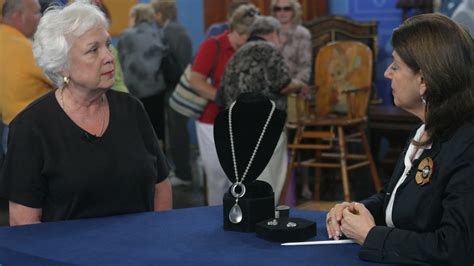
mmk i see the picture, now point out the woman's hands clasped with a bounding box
[326,202,376,245]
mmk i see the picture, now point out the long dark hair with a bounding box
[392,13,474,145]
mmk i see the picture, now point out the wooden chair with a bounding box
[306,16,380,103]
[279,41,381,204]
[287,16,380,128]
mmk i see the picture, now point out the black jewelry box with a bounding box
[223,181,275,232]
[255,217,317,242]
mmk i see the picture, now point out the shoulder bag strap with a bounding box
[209,38,221,83]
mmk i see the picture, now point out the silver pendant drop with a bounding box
[229,202,243,224]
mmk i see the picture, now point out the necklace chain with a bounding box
[59,87,107,137]
[228,100,276,185]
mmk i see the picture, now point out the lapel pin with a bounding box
[416,157,434,186]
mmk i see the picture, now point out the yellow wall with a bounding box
[0,0,137,36]
[102,0,138,37]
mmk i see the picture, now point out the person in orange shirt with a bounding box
[0,0,52,151]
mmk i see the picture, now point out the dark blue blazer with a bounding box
[359,122,474,265]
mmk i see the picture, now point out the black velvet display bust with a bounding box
[214,92,286,232]
[214,92,286,186]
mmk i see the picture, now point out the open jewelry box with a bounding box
[214,93,285,232]
[256,217,317,242]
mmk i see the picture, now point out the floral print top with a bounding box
[279,25,312,84]
[217,39,291,110]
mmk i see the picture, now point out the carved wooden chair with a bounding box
[305,16,379,90]
[280,41,381,204]
[287,16,380,128]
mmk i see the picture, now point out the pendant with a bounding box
[229,201,243,224]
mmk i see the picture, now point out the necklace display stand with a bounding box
[214,92,286,232]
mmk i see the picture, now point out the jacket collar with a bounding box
[386,126,442,194]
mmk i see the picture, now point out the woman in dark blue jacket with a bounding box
[326,14,474,265]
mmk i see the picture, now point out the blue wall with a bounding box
[176,0,206,55]
[139,0,206,54]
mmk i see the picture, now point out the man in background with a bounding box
[151,0,194,186]
[0,0,52,152]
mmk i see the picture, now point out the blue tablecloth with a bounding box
[0,206,379,265]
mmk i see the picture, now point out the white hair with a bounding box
[32,0,108,87]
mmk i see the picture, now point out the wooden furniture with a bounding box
[369,105,420,183]
[279,41,381,204]
[288,16,380,126]
[303,16,380,103]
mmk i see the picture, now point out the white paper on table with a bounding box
[281,239,356,246]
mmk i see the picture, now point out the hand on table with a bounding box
[340,203,375,245]
[326,202,351,240]
[326,202,374,244]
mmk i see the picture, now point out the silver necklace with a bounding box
[228,99,276,224]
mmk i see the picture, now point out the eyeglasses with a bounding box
[273,5,292,12]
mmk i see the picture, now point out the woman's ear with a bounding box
[419,72,427,97]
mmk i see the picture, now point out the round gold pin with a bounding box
[415,157,434,186]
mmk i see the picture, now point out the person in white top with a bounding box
[325,14,474,265]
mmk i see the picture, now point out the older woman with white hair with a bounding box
[0,0,172,226]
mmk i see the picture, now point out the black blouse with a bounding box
[0,90,169,222]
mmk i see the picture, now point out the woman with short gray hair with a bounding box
[0,0,172,226]
[33,1,108,87]
[248,15,281,38]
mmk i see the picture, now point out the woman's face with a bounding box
[273,0,294,25]
[66,26,115,91]
[384,51,425,111]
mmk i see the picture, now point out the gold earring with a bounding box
[63,76,70,86]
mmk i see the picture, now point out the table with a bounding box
[0,206,380,265]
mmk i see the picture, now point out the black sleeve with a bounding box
[0,117,46,208]
[359,143,474,265]
[135,99,169,183]
[359,191,386,226]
